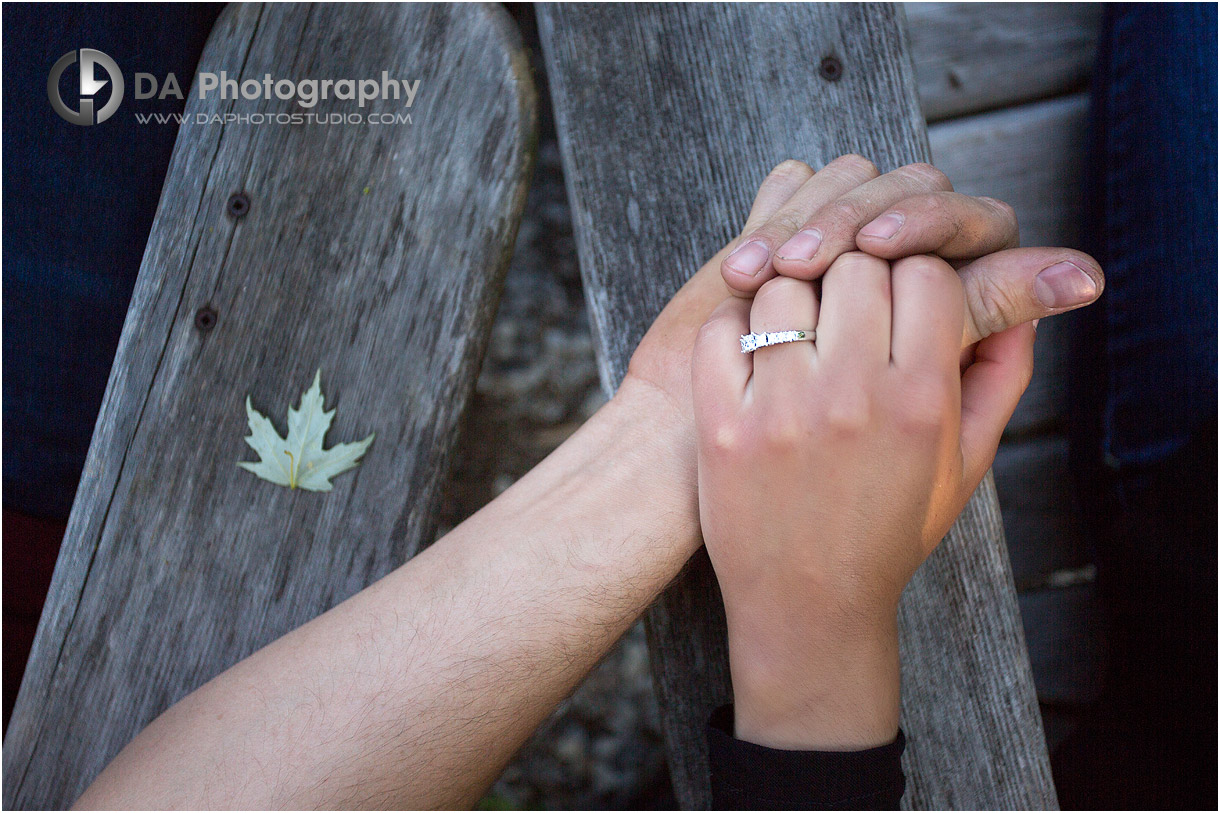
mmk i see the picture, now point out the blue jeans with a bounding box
[1056,4,1217,808]
[2,3,222,519]
[2,1,221,729]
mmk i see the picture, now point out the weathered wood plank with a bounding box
[538,5,1054,809]
[930,93,1089,437]
[994,434,1090,587]
[1018,583,1105,706]
[932,95,1101,718]
[3,5,536,808]
[994,434,1103,714]
[909,3,1101,121]
[929,93,1089,258]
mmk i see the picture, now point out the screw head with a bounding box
[226,192,250,219]
[819,56,843,82]
[194,306,218,332]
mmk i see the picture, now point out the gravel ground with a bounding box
[433,67,674,808]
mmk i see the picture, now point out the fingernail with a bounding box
[1032,318,1040,332]
[1034,261,1098,308]
[775,229,822,261]
[724,240,771,277]
[860,212,905,240]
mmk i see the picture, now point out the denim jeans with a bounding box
[1056,4,1217,808]
[2,3,222,519]
[1,2,221,728]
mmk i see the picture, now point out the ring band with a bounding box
[740,330,815,354]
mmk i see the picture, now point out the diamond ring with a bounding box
[739,330,816,354]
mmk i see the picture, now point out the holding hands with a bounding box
[695,254,1033,750]
[623,155,1102,436]
[673,156,1105,752]
[74,152,1105,811]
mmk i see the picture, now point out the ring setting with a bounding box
[739,330,816,354]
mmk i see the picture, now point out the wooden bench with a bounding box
[3,5,536,807]
[490,6,1104,804]
[7,3,1097,809]
[913,2,1104,750]
[537,5,1057,808]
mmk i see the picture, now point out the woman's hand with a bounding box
[691,253,1038,751]
[623,156,1101,434]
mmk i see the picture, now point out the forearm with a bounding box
[76,382,699,810]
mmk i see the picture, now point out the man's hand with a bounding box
[692,255,1037,750]
[623,156,1102,429]
[720,158,1021,290]
[76,156,1103,810]
[718,157,1102,326]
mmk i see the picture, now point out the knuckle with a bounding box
[751,276,811,326]
[901,162,953,191]
[893,253,943,275]
[816,391,872,436]
[755,274,809,304]
[696,301,745,343]
[829,250,888,276]
[979,195,1017,224]
[893,381,954,436]
[824,197,870,227]
[759,209,811,240]
[914,191,953,223]
[767,159,815,184]
[828,153,880,180]
[964,272,1022,337]
[693,318,723,357]
[978,196,1019,248]
[894,254,960,291]
[751,273,810,327]
[703,419,746,457]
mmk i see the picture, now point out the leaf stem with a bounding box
[284,450,297,489]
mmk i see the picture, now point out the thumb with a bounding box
[959,322,1036,488]
[957,248,1103,348]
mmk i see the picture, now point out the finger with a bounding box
[772,162,953,281]
[721,160,816,292]
[856,192,1019,260]
[723,155,880,294]
[738,160,816,236]
[815,252,891,371]
[959,322,1036,487]
[957,247,1104,348]
[692,297,754,422]
[890,255,963,373]
[747,277,820,394]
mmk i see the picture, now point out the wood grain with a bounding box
[929,94,1089,254]
[930,93,1090,438]
[538,4,1055,809]
[930,94,1098,719]
[3,5,536,808]
[909,3,1101,121]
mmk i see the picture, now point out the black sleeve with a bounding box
[706,705,905,810]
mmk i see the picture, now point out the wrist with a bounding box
[479,374,701,578]
[724,597,901,751]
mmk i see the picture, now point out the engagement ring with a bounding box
[739,330,815,354]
